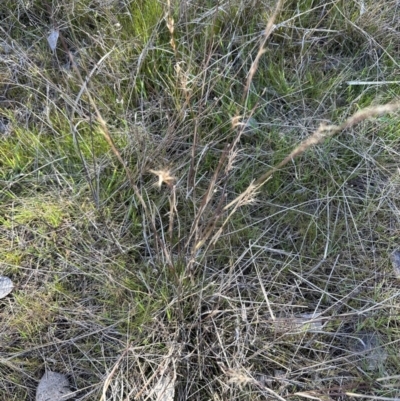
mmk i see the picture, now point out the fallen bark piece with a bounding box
[0,276,13,299]
[391,250,400,278]
[36,371,73,401]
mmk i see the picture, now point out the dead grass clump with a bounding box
[1,0,400,400]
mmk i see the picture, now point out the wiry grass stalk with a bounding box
[193,100,400,254]
[57,26,167,258]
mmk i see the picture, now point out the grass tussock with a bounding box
[1,0,400,400]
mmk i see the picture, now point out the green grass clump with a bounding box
[1,0,400,400]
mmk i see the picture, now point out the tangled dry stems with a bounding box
[1,0,400,400]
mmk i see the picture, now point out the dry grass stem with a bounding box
[253,101,400,189]
[243,0,285,101]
